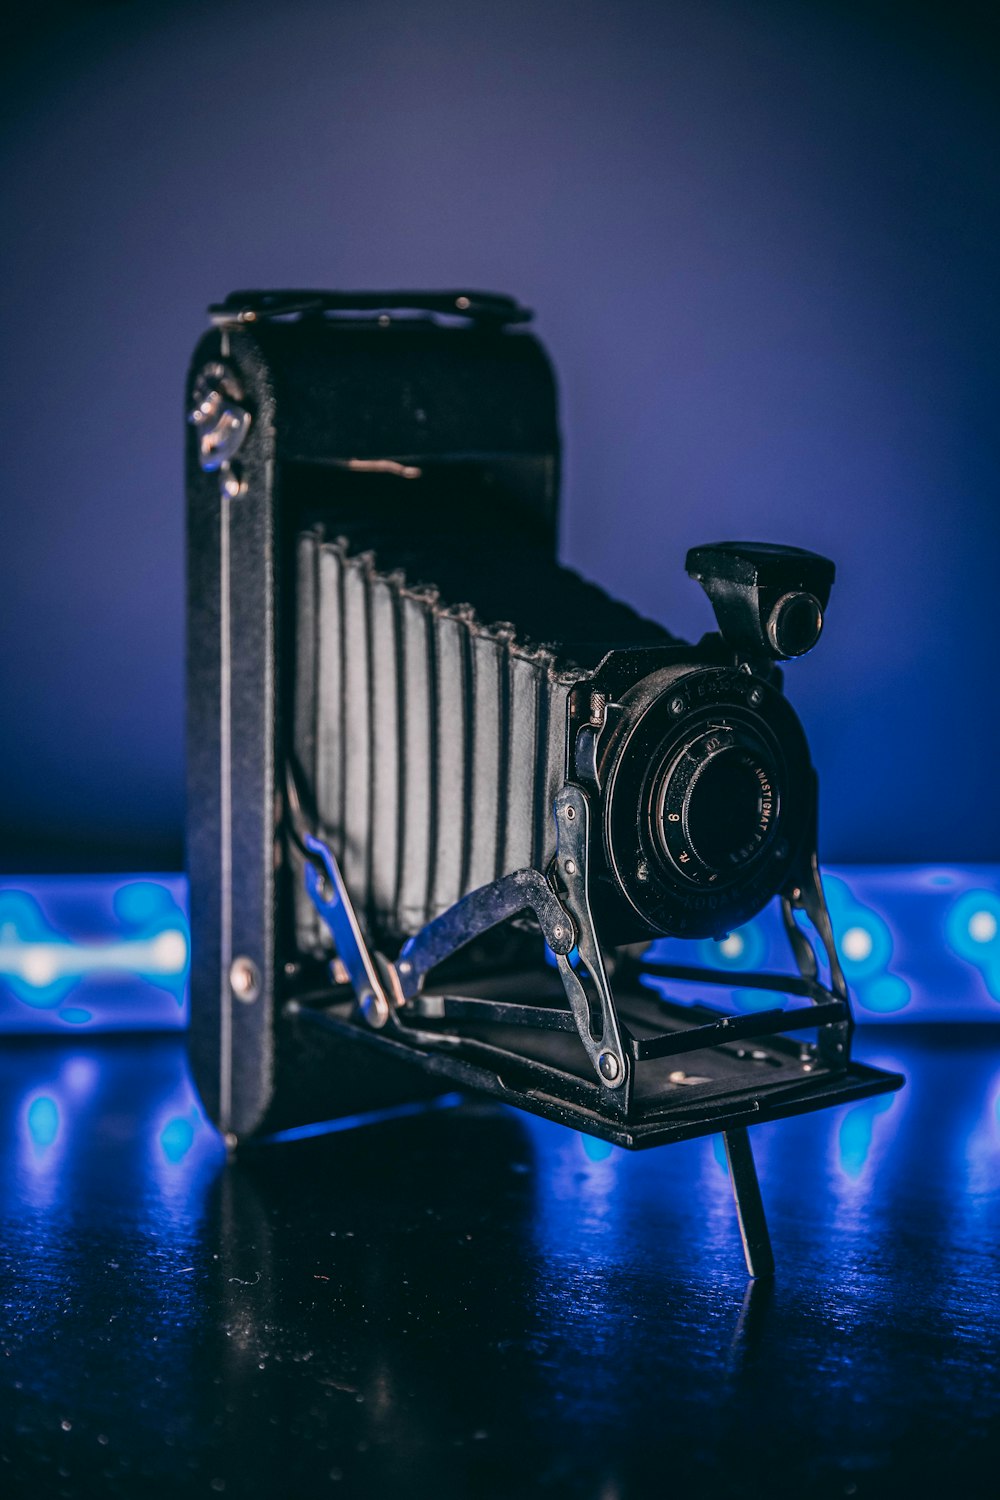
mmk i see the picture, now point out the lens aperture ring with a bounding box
[599,664,812,939]
[655,726,779,886]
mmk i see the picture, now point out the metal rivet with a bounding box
[361,992,390,1029]
[456,295,471,310]
[564,858,577,876]
[564,805,576,820]
[230,956,261,1003]
[598,1051,620,1082]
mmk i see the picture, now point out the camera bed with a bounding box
[290,973,903,1151]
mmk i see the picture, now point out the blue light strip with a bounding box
[644,866,1000,1022]
[1,866,998,1032]
[256,1092,466,1145]
[0,875,188,1032]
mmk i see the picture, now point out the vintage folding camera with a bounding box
[186,289,902,1274]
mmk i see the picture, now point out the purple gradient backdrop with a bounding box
[1,0,997,868]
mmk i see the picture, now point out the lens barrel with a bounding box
[598,665,813,939]
[655,726,778,882]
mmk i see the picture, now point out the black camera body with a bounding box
[187,291,901,1274]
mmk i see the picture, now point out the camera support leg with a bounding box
[723,1127,775,1280]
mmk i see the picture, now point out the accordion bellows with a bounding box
[293,526,673,948]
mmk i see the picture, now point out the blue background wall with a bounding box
[1,0,997,869]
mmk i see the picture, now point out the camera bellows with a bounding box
[293,529,668,951]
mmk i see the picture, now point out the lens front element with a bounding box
[599,664,813,939]
[656,728,777,884]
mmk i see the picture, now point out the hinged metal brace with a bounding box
[295,776,855,1278]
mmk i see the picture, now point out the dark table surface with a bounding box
[1,1028,999,1499]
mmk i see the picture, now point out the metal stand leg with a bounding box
[723,1127,775,1279]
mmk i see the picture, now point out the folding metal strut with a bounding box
[295,781,825,1275]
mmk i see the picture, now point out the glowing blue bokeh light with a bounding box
[26,1095,60,1149]
[0,875,188,1032]
[580,1133,616,1163]
[945,890,1000,1003]
[159,1113,198,1164]
[2,866,1000,1031]
[647,865,1000,1022]
[837,1094,897,1179]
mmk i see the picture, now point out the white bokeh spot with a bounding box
[841,926,873,963]
[968,910,998,944]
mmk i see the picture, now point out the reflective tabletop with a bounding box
[2,1030,999,1497]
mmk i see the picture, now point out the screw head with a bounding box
[669,696,685,715]
[229,956,261,1003]
[598,1050,621,1082]
[748,686,764,707]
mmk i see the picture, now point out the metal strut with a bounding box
[292,767,867,1278]
[297,775,634,1101]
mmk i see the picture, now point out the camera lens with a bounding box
[681,748,767,870]
[654,726,777,884]
[600,664,810,940]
